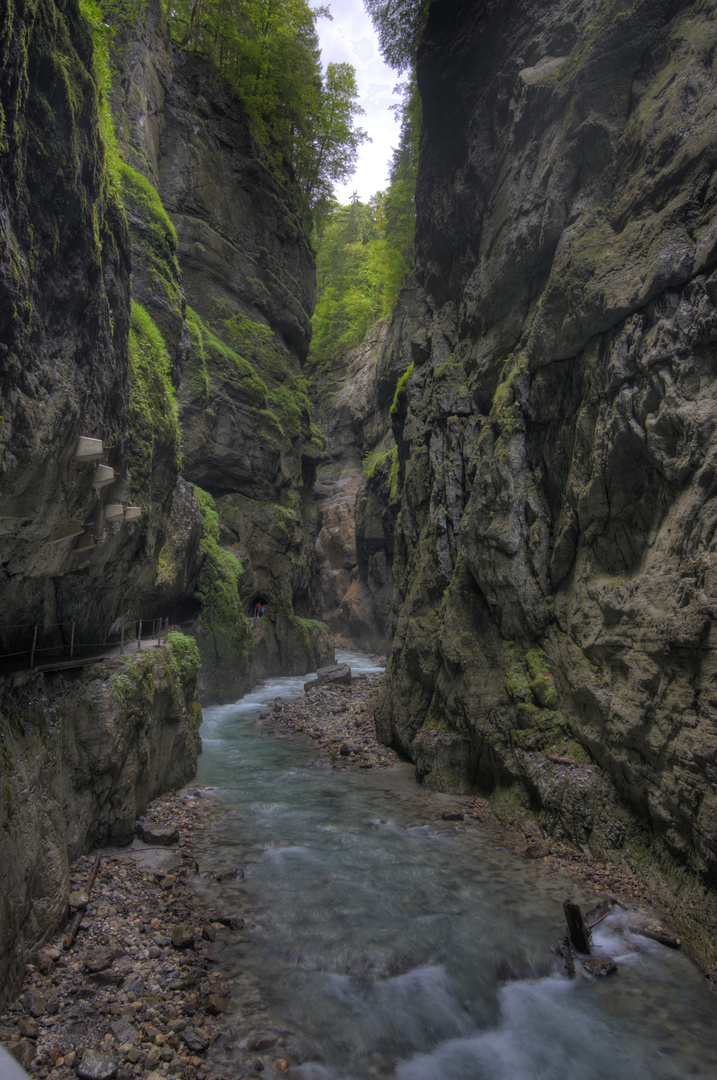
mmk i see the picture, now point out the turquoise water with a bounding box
[195,651,717,1080]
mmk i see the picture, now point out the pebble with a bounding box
[77,1049,118,1079]
[0,790,241,1080]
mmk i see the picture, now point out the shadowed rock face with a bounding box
[0,649,201,1008]
[311,318,407,652]
[378,0,717,882]
[0,0,331,701]
[0,0,134,652]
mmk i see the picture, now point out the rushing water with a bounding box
[196,651,717,1080]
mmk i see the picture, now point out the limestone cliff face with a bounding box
[0,0,134,651]
[311,317,406,651]
[0,0,331,704]
[112,6,332,696]
[378,0,717,885]
[0,644,201,1008]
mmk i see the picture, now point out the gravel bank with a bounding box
[0,791,244,1080]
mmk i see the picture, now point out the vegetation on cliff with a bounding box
[308,80,420,366]
[127,301,181,500]
[193,485,253,673]
[167,0,367,215]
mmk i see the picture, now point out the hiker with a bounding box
[261,603,266,616]
[255,601,262,618]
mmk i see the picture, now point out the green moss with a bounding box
[390,361,414,419]
[388,445,400,504]
[110,670,133,706]
[120,162,181,307]
[184,306,268,408]
[295,617,330,654]
[128,302,181,500]
[526,647,560,709]
[267,384,310,440]
[109,650,156,719]
[193,486,253,671]
[310,422,327,451]
[505,661,531,702]
[273,504,298,538]
[167,630,201,698]
[490,354,528,438]
[362,447,393,479]
[79,0,121,186]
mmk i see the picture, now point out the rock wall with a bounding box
[311,317,405,651]
[0,642,201,1009]
[378,0,717,886]
[111,5,332,696]
[0,0,134,651]
[0,0,332,703]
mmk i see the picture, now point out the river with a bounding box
[196,651,717,1080]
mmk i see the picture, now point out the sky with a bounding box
[313,0,402,205]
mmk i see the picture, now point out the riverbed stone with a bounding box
[84,947,116,973]
[23,991,46,1017]
[77,1049,118,1079]
[139,824,180,846]
[182,1027,210,1053]
[171,926,195,949]
[8,1039,36,1069]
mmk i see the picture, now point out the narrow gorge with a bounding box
[3,0,717,1039]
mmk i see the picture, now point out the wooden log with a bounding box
[63,852,101,950]
[563,899,591,954]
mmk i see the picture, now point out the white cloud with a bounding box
[314,0,401,203]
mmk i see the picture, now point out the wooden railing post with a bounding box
[137,619,142,651]
[120,621,124,656]
[70,621,75,659]
[30,624,38,669]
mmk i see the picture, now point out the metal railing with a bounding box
[0,616,197,670]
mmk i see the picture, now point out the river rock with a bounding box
[84,947,116,973]
[77,1049,118,1079]
[182,1027,210,1053]
[8,1039,36,1069]
[171,925,195,949]
[248,1035,277,1052]
[582,958,618,978]
[23,990,46,1017]
[110,1019,138,1044]
[18,1017,39,1039]
[139,823,180,846]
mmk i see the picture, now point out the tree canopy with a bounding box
[363,0,427,71]
[308,79,421,367]
[166,0,366,214]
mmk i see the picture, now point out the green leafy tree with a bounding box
[363,0,427,72]
[296,62,369,219]
[166,0,364,215]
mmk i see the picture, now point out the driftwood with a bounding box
[585,898,611,930]
[563,899,591,954]
[63,852,101,950]
[553,935,576,978]
[629,924,681,949]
